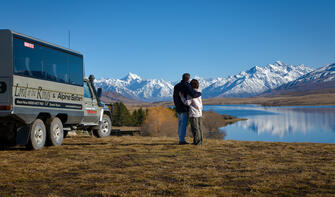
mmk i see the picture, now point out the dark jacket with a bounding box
[173,80,202,113]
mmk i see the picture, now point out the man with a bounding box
[173,73,201,145]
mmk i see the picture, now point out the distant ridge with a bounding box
[263,63,335,96]
[202,61,313,98]
[95,61,315,102]
[95,73,173,102]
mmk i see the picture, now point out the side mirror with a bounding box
[97,88,102,99]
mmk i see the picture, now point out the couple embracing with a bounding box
[173,73,203,145]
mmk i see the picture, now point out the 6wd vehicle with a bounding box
[0,29,112,150]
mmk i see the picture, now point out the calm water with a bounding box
[203,105,335,143]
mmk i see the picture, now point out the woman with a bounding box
[179,79,203,145]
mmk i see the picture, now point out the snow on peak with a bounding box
[95,61,316,102]
[121,72,142,82]
[292,63,335,83]
[95,73,173,102]
[274,60,285,66]
[202,61,313,98]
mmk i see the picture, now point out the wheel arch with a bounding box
[104,110,112,120]
[37,113,51,123]
[56,113,68,125]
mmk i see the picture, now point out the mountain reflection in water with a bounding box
[204,105,335,143]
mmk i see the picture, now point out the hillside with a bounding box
[0,136,334,196]
[101,91,145,104]
[203,93,335,106]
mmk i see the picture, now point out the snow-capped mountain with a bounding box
[268,63,335,94]
[95,73,174,102]
[284,63,335,85]
[202,61,313,98]
[95,61,314,102]
[193,76,223,91]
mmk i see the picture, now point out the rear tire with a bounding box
[26,119,46,150]
[46,117,64,146]
[93,114,112,138]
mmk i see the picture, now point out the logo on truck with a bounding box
[14,84,83,110]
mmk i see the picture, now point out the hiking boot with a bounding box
[178,141,189,145]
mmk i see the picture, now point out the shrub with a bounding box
[141,106,178,137]
[142,107,228,139]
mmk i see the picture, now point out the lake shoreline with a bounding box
[203,93,335,106]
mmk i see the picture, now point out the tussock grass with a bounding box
[0,136,335,196]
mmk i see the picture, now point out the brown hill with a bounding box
[101,91,144,104]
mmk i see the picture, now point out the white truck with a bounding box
[0,29,112,150]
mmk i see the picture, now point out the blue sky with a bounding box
[1,0,334,81]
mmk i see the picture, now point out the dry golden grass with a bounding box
[141,106,178,137]
[0,136,335,196]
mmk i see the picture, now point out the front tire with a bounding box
[26,119,46,150]
[46,117,64,146]
[93,114,112,138]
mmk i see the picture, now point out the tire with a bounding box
[46,117,64,146]
[93,114,112,138]
[26,119,46,150]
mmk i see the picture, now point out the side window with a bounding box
[44,47,69,83]
[84,82,92,98]
[69,55,83,86]
[13,37,82,86]
[13,38,44,79]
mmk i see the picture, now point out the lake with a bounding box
[203,105,335,143]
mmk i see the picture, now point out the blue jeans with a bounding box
[177,112,188,142]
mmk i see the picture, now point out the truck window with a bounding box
[13,37,83,86]
[13,38,44,79]
[69,55,83,86]
[43,46,69,83]
[84,82,92,98]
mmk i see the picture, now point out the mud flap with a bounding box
[93,109,104,130]
[16,125,30,146]
[0,122,15,146]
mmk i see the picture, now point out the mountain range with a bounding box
[95,73,173,102]
[95,61,335,102]
[264,63,335,95]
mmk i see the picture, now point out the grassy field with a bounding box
[0,135,335,196]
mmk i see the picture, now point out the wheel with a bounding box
[93,114,112,138]
[26,119,46,150]
[46,117,64,146]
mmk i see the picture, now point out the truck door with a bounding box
[82,81,99,124]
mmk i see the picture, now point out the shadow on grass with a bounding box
[0,145,29,151]
[119,142,182,146]
[62,142,108,146]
